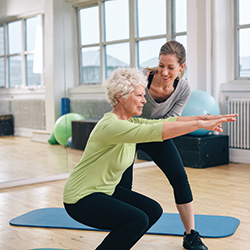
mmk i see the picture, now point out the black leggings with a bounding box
[118,139,193,204]
[64,186,162,250]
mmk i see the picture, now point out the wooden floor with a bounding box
[0,136,82,183]
[0,136,250,249]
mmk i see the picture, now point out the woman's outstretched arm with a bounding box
[162,114,237,140]
[177,113,238,122]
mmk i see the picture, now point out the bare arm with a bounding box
[162,114,237,140]
[176,113,238,122]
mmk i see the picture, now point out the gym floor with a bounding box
[0,136,249,249]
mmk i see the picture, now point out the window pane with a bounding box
[80,6,99,45]
[239,28,250,77]
[26,54,41,86]
[33,25,43,74]
[104,0,129,42]
[138,38,166,68]
[176,35,187,78]
[8,21,21,54]
[81,47,100,83]
[175,35,187,50]
[0,26,4,56]
[239,0,250,25]
[9,56,22,88]
[137,0,166,38]
[175,0,187,33]
[0,58,5,87]
[26,15,41,51]
[105,43,130,78]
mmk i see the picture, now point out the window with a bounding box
[0,15,43,88]
[174,0,187,47]
[8,20,22,88]
[25,15,42,86]
[0,26,5,87]
[174,0,187,78]
[136,0,167,69]
[236,0,250,79]
[79,6,100,84]
[78,0,187,85]
[104,0,130,77]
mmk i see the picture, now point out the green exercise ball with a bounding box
[54,113,84,146]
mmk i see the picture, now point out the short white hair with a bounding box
[104,67,147,107]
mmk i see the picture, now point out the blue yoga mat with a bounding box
[10,207,240,238]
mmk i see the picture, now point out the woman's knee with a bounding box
[125,211,150,234]
[127,202,162,233]
[151,200,163,223]
[171,170,189,185]
[142,199,163,227]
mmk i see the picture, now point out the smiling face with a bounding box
[121,85,146,119]
[158,54,185,86]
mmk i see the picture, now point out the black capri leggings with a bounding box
[64,186,162,250]
[118,139,193,204]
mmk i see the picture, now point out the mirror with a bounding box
[0,0,82,189]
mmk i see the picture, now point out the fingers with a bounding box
[207,117,234,132]
[210,123,223,133]
[224,113,238,119]
[215,118,226,124]
[224,113,237,116]
[210,113,238,120]
[215,127,223,133]
[212,116,236,131]
[226,117,237,122]
[219,116,237,123]
[214,123,224,132]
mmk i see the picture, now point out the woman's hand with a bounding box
[163,113,237,140]
[199,114,237,133]
[204,113,238,121]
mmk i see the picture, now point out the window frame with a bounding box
[0,14,44,89]
[235,0,250,80]
[77,0,187,85]
[0,23,7,88]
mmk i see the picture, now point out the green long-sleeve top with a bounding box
[63,112,177,204]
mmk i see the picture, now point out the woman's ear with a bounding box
[116,92,123,104]
[180,62,186,71]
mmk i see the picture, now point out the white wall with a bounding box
[0,0,44,19]
[44,0,77,132]
[187,0,235,101]
[187,0,249,102]
[187,0,209,92]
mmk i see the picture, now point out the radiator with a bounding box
[11,99,46,130]
[227,99,250,149]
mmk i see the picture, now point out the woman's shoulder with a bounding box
[179,77,189,86]
[178,78,191,92]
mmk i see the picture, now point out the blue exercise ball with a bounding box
[54,113,84,146]
[181,90,220,136]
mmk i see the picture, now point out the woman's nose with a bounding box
[163,68,168,75]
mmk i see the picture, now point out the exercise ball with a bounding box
[54,113,84,146]
[181,90,220,136]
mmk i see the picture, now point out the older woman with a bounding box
[63,67,236,250]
